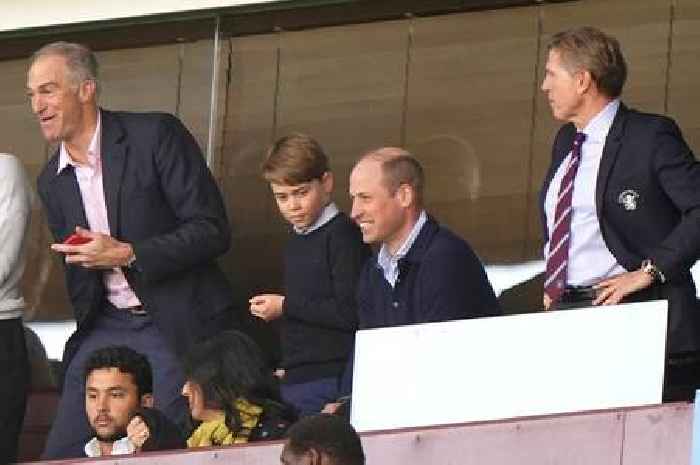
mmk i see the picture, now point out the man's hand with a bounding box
[593,270,653,306]
[249,294,285,321]
[51,226,133,269]
[126,415,150,451]
[543,292,552,310]
[321,402,342,414]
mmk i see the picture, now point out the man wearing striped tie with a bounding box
[539,26,700,401]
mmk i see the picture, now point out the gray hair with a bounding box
[30,41,100,95]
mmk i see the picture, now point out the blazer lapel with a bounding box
[99,110,127,237]
[595,103,627,218]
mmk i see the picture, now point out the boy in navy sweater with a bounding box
[250,134,371,416]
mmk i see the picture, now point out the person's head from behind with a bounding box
[26,41,100,144]
[262,134,334,231]
[281,414,364,465]
[84,346,153,444]
[541,26,627,126]
[181,330,273,432]
[349,147,424,254]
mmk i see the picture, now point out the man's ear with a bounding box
[576,69,593,95]
[395,183,414,208]
[78,79,97,103]
[141,393,154,408]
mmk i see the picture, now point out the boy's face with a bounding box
[271,172,333,231]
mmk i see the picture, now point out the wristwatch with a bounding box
[640,259,666,284]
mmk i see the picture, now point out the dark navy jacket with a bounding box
[37,110,234,364]
[357,216,501,330]
[540,104,700,353]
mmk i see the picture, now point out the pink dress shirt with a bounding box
[57,113,141,309]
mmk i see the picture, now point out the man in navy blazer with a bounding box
[28,42,234,458]
[540,27,700,399]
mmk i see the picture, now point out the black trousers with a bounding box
[0,318,29,465]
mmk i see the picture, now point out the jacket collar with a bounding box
[99,109,128,236]
[48,109,128,237]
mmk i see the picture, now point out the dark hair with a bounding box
[84,346,152,397]
[262,133,330,185]
[30,41,100,95]
[286,415,365,465]
[182,330,279,435]
[547,26,627,98]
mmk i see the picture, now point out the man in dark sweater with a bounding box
[250,134,371,416]
[321,148,501,414]
[349,147,501,329]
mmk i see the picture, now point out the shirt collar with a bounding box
[294,202,339,235]
[84,436,135,457]
[581,98,619,144]
[57,110,102,174]
[378,210,428,269]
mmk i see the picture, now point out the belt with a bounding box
[120,305,148,316]
[560,285,597,304]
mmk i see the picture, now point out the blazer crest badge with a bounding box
[618,189,640,211]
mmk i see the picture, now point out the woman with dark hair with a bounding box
[179,329,296,447]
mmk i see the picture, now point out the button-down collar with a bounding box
[377,210,427,288]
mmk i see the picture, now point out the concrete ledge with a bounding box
[23,402,693,465]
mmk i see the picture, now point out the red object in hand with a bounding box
[63,233,92,245]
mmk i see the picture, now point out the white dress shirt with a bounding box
[544,99,627,286]
[84,437,135,457]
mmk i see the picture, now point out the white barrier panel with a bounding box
[351,300,667,432]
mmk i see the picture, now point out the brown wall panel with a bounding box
[275,20,408,213]
[97,44,180,114]
[406,7,539,263]
[179,39,217,157]
[219,34,283,295]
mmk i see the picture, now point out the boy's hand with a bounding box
[249,294,285,321]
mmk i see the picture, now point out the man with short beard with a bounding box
[83,346,184,457]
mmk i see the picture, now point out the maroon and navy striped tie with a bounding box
[544,132,587,305]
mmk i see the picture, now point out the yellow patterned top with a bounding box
[187,398,263,447]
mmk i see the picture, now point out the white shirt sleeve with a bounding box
[0,153,32,287]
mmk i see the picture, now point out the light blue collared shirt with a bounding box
[377,210,428,288]
[293,202,340,235]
